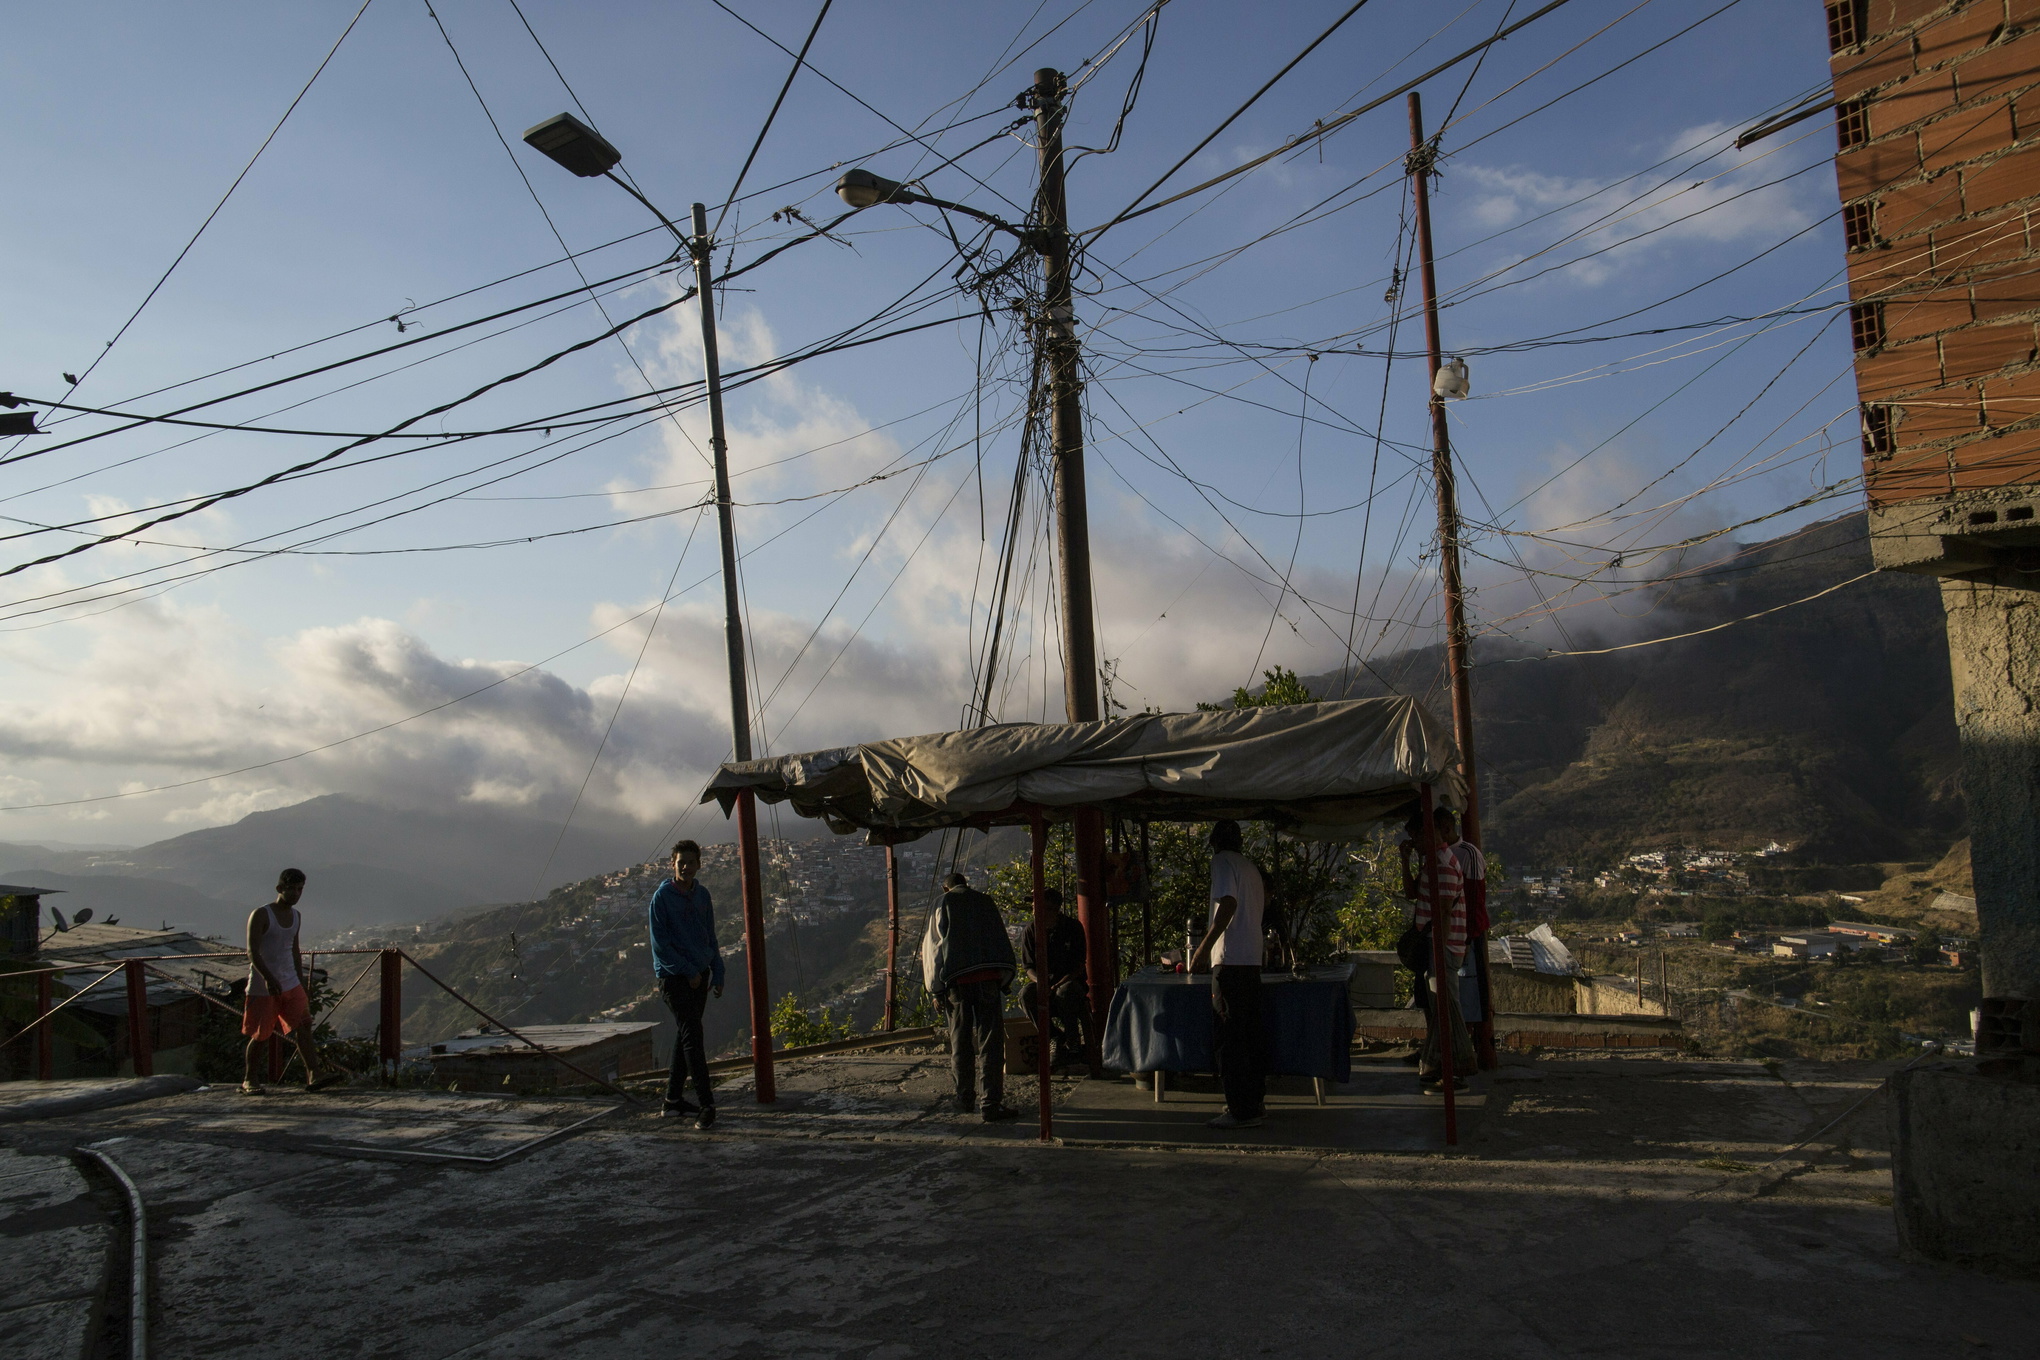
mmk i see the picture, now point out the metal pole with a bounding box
[691,200,775,1104]
[884,845,900,1031]
[123,958,152,1078]
[379,948,402,1081]
[1030,809,1054,1141]
[1032,68,1111,1068]
[1408,93,1493,1072]
[1420,782,1457,1145]
[35,970,52,1080]
[1140,820,1153,967]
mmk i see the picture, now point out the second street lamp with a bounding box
[521,112,776,1104]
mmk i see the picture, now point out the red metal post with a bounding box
[123,958,152,1078]
[1073,806,1109,1072]
[35,970,52,1080]
[1419,783,1457,1145]
[379,948,402,1079]
[1031,810,1054,1142]
[883,845,900,1031]
[736,788,776,1103]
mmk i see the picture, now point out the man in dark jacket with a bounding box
[1019,888,1090,1068]
[649,839,724,1129]
[921,871,1019,1122]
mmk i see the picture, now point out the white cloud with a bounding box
[1453,123,1815,289]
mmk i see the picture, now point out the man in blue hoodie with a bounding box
[650,839,724,1128]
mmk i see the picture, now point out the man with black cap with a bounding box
[921,870,1019,1122]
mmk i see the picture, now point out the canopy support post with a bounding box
[736,789,776,1103]
[1420,782,1457,1145]
[1139,819,1153,967]
[1030,809,1054,1142]
[1074,807,1108,1072]
[883,844,899,1032]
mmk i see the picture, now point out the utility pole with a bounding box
[691,201,775,1104]
[1031,68,1110,1068]
[1406,94,1494,1071]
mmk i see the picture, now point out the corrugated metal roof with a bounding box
[413,1022,658,1061]
[36,924,241,1013]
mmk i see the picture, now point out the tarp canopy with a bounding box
[701,696,1462,843]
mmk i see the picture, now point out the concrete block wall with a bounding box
[1831,1,2040,527]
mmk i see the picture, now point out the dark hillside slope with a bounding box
[3,795,650,932]
[1309,513,1962,866]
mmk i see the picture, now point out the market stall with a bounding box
[702,695,1467,1141]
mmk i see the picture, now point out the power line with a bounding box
[11,0,374,447]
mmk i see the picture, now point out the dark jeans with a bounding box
[946,979,1005,1112]
[660,973,714,1110]
[1018,977,1089,1059]
[1212,964,1266,1119]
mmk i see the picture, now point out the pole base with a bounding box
[1889,1058,2040,1279]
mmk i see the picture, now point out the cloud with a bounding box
[1453,123,1816,289]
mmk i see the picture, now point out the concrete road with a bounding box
[2,1054,2033,1358]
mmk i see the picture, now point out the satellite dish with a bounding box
[73,907,94,924]
[48,905,68,932]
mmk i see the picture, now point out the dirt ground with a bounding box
[2,1051,2033,1359]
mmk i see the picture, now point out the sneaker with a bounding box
[307,1071,346,1093]
[1206,1110,1264,1129]
[695,1105,718,1130]
[980,1104,1020,1123]
[660,1102,698,1118]
[1420,1078,1470,1094]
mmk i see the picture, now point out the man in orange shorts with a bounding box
[242,868,339,1093]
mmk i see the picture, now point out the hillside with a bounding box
[326,836,965,1057]
[0,794,657,939]
[1306,512,1963,870]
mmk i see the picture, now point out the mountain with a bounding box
[0,795,656,939]
[1303,512,1963,869]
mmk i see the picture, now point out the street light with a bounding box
[833,168,1034,244]
[521,111,685,249]
[519,109,774,1103]
[521,112,621,178]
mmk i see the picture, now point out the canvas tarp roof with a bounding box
[702,696,1461,843]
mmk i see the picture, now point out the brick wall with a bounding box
[1831,1,2040,505]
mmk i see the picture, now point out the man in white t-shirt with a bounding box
[1190,820,1267,1129]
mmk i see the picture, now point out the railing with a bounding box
[1,947,640,1103]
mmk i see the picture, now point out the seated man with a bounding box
[1018,888,1090,1068]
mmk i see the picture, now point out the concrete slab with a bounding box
[1057,1062,1486,1151]
[0,1147,110,1360]
[0,1075,202,1123]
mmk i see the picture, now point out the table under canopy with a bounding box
[1104,964,1357,1083]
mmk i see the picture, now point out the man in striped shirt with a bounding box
[1404,812,1475,1093]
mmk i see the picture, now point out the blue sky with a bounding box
[0,0,1849,849]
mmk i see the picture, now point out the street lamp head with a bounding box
[522,112,622,178]
[835,168,907,209]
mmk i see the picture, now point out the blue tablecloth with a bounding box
[1102,964,1355,1082]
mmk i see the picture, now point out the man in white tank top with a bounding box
[241,868,339,1094]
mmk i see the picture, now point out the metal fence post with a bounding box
[379,948,403,1079]
[35,970,52,1080]
[123,959,152,1078]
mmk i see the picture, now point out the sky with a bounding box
[0,0,1851,852]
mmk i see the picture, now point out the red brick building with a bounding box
[1829,0,2040,558]
[1828,0,2040,1272]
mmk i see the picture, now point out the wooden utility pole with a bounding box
[1031,68,1110,1068]
[691,201,775,1104]
[1406,94,1495,1071]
